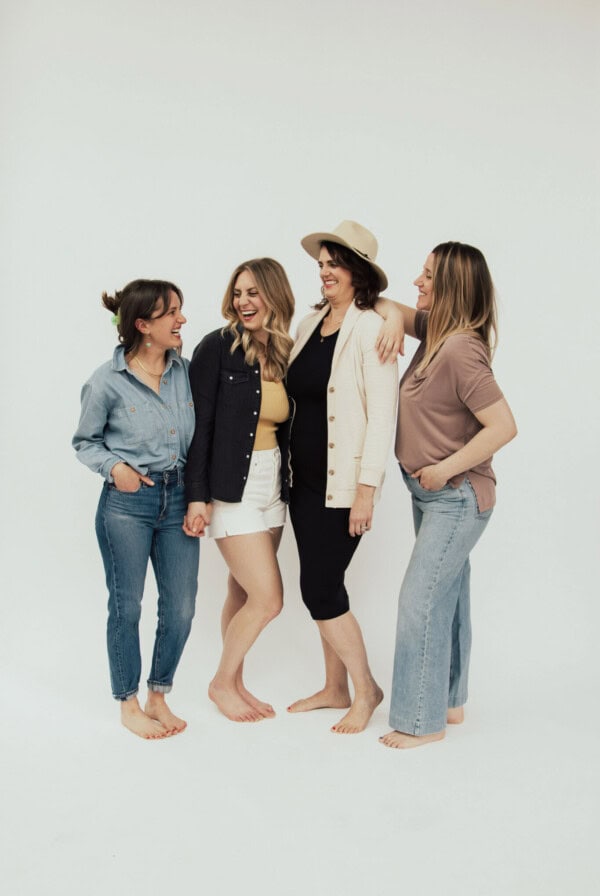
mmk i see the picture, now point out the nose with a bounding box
[179,313,187,324]
[413,274,422,287]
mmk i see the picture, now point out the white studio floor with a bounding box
[4,520,598,896]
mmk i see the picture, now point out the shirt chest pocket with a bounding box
[219,369,250,406]
[111,403,162,446]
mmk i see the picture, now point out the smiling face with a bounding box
[138,290,187,350]
[413,253,435,310]
[233,269,269,341]
[318,246,355,306]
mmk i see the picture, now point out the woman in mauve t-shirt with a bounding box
[379,242,517,750]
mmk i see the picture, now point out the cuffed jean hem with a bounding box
[388,713,447,737]
[113,688,139,702]
[147,681,173,694]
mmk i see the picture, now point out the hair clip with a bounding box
[111,313,121,326]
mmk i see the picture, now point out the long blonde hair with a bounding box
[221,258,295,381]
[416,242,498,375]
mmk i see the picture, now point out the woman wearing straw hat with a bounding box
[286,221,398,733]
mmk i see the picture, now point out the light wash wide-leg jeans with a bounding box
[389,468,492,736]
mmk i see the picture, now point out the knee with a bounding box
[180,597,196,626]
[258,593,283,625]
[228,576,247,607]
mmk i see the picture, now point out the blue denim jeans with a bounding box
[389,468,492,735]
[95,469,199,700]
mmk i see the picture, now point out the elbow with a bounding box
[502,420,518,447]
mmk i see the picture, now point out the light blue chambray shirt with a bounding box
[73,346,195,481]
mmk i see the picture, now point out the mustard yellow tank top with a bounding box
[254,379,289,450]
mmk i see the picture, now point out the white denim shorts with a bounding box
[208,447,286,539]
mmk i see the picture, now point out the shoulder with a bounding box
[191,327,232,360]
[295,309,323,337]
[442,332,490,363]
[83,357,117,389]
[351,308,383,345]
[354,308,381,333]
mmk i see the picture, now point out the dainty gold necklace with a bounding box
[320,310,345,342]
[133,355,164,378]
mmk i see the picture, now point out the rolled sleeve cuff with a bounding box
[358,465,384,487]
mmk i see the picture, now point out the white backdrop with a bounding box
[2,1,599,894]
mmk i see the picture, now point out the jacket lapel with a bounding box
[330,302,360,375]
[289,305,329,365]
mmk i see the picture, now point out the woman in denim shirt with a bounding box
[184,259,294,723]
[73,280,198,739]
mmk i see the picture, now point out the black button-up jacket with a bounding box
[185,328,293,504]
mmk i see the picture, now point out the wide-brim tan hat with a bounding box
[301,219,388,291]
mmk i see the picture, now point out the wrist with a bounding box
[437,458,455,479]
[356,483,375,499]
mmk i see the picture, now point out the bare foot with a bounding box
[287,687,351,713]
[237,682,276,718]
[331,685,384,734]
[120,698,170,740]
[145,693,187,735]
[379,729,446,749]
[208,680,263,722]
[447,706,464,724]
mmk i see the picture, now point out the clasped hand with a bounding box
[183,501,212,537]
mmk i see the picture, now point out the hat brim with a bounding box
[301,231,388,291]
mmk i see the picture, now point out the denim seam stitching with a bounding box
[414,492,467,734]
[103,490,130,700]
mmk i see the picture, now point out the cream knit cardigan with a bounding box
[288,302,398,508]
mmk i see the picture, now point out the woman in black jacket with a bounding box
[184,258,295,722]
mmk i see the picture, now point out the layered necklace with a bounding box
[132,355,165,378]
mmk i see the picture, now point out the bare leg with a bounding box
[318,612,383,734]
[209,529,283,722]
[144,691,187,735]
[379,730,446,749]
[447,706,464,724]
[120,695,170,740]
[222,570,276,718]
[287,634,351,712]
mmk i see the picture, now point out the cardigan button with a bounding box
[328,469,335,475]
[329,386,335,392]
[327,494,333,501]
[328,442,334,448]
[328,415,335,421]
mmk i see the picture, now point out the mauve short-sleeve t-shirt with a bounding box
[395,312,503,512]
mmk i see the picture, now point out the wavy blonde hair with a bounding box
[221,258,295,382]
[416,242,498,375]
